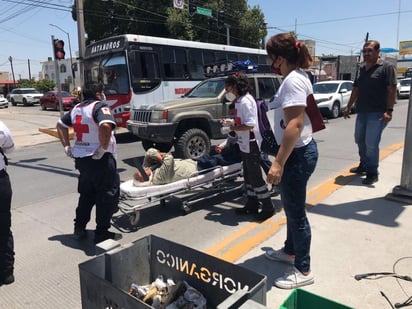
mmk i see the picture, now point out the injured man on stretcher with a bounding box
[133,134,241,186]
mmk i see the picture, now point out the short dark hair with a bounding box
[82,83,103,100]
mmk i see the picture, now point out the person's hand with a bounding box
[266,161,283,185]
[64,146,73,158]
[215,145,223,153]
[343,107,350,119]
[380,111,393,122]
[92,146,106,160]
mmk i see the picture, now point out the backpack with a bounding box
[256,99,279,156]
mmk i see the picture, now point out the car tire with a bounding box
[141,139,172,153]
[329,101,340,119]
[40,103,46,110]
[11,98,16,106]
[23,98,28,106]
[175,128,210,159]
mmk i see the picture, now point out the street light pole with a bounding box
[49,23,75,89]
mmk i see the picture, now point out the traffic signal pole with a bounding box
[51,35,64,118]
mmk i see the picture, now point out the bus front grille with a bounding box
[132,110,152,122]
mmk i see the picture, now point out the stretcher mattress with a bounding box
[120,163,242,199]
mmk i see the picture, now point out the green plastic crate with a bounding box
[280,288,354,309]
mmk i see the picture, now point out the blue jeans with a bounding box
[280,139,318,273]
[354,112,387,175]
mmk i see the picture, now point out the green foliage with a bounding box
[17,79,55,92]
[36,79,56,93]
[18,79,35,88]
[82,0,266,49]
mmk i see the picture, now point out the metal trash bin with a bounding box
[79,235,267,308]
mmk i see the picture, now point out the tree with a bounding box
[75,0,266,48]
[36,80,56,93]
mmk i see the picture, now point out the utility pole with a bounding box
[76,0,86,88]
[28,59,32,81]
[8,56,16,86]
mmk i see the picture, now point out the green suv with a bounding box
[127,74,282,159]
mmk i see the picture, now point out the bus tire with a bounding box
[141,139,172,153]
[175,128,210,159]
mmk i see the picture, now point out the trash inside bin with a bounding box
[79,235,267,308]
[280,288,354,309]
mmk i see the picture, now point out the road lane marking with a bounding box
[205,142,404,262]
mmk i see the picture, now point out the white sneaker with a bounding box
[274,266,314,289]
[265,248,295,265]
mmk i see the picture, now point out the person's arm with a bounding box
[0,122,15,156]
[98,122,113,150]
[151,153,175,185]
[343,87,359,119]
[382,85,396,122]
[267,106,305,185]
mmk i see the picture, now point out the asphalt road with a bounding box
[0,99,410,308]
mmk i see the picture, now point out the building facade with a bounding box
[41,57,81,92]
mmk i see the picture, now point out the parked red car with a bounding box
[40,91,79,111]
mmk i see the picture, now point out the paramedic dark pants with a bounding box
[74,153,120,233]
[0,169,14,279]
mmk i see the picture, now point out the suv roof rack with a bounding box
[205,60,259,78]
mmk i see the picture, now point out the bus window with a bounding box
[129,51,161,93]
[101,54,130,94]
[162,47,189,79]
[189,50,205,79]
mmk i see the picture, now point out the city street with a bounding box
[0,99,411,308]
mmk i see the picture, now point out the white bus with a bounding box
[84,34,270,127]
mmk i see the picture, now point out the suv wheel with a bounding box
[23,98,28,106]
[141,139,172,153]
[11,98,16,106]
[329,101,340,119]
[175,128,210,159]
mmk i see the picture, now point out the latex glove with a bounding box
[221,118,235,127]
[92,146,106,160]
[220,126,231,135]
[64,146,73,158]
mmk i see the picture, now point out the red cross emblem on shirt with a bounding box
[72,115,89,142]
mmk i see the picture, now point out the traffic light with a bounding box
[188,0,196,16]
[53,39,65,60]
[218,10,225,28]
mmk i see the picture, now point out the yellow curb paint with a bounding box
[204,143,404,262]
[205,217,287,263]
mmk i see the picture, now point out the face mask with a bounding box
[225,92,236,102]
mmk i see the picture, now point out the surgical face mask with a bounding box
[225,92,236,102]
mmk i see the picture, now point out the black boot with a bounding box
[255,198,275,222]
[235,197,259,215]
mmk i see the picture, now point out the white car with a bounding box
[0,94,8,108]
[313,80,354,118]
[9,88,42,106]
[397,78,411,99]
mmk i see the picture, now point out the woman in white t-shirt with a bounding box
[264,33,319,290]
[225,74,275,222]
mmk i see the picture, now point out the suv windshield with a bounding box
[184,78,226,98]
[400,79,411,86]
[313,83,339,94]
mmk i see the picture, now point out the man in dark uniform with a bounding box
[56,84,121,243]
[0,120,15,285]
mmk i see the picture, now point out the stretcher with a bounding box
[118,163,243,226]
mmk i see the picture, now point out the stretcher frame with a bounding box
[118,163,243,226]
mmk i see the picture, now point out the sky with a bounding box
[1,0,412,80]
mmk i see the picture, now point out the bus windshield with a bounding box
[84,52,130,95]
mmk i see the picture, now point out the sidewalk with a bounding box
[238,146,412,308]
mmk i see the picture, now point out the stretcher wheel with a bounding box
[129,211,141,226]
[182,202,191,214]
